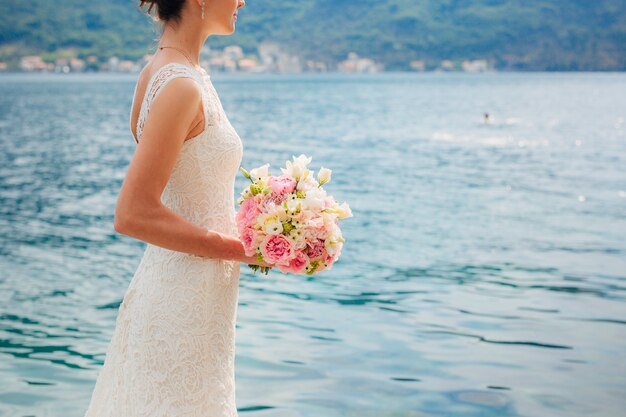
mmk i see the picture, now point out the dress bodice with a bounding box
[130,62,243,240]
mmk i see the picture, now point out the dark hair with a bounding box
[139,0,185,27]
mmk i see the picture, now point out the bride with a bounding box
[82,0,270,415]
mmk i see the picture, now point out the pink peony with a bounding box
[267,192,287,206]
[236,195,262,228]
[240,227,262,257]
[260,234,295,265]
[259,194,284,212]
[269,175,297,196]
[305,238,326,259]
[277,249,310,274]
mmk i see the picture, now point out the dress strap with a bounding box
[134,62,209,143]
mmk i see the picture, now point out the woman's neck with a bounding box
[158,25,206,66]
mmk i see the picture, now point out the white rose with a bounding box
[304,187,326,210]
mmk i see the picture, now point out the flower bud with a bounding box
[317,167,332,186]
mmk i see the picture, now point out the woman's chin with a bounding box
[215,25,236,35]
[225,19,236,34]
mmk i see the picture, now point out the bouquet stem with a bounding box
[248,264,272,275]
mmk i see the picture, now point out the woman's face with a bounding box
[204,0,245,34]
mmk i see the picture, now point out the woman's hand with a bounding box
[222,235,273,274]
[242,253,272,268]
[241,250,273,275]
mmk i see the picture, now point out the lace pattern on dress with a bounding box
[134,62,221,144]
[82,63,244,416]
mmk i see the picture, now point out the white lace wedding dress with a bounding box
[83,62,243,417]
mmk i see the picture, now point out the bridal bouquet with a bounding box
[236,154,352,275]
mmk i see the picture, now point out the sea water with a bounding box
[0,71,625,417]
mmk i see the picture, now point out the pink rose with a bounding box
[260,234,295,265]
[269,175,297,196]
[277,249,310,274]
[323,196,336,208]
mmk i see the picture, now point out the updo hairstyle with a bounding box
[138,0,186,26]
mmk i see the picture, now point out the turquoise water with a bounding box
[0,72,625,417]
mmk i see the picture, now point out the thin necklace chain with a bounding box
[158,45,199,69]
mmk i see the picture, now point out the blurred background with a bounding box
[0,1,625,417]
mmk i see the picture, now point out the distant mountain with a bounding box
[1,0,625,70]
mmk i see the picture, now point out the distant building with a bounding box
[120,60,139,72]
[305,59,327,72]
[209,55,237,72]
[439,60,455,71]
[462,59,490,72]
[409,60,425,71]
[208,55,225,72]
[20,55,48,71]
[258,41,302,73]
[338,52,383,73]
[70,58,86,72]
[55,57,70,73]
[238,57,260,72]
[224,45,244,61]
[277,54,301,73]
[107,56,120,71]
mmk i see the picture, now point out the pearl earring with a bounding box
[202,0,204,19]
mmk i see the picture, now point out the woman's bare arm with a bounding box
[114,76,268,266]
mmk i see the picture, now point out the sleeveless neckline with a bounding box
[153,61,210,79]
[133,62,212,145]
[141,61,210,105]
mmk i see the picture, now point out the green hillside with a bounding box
[1,0,625,70]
